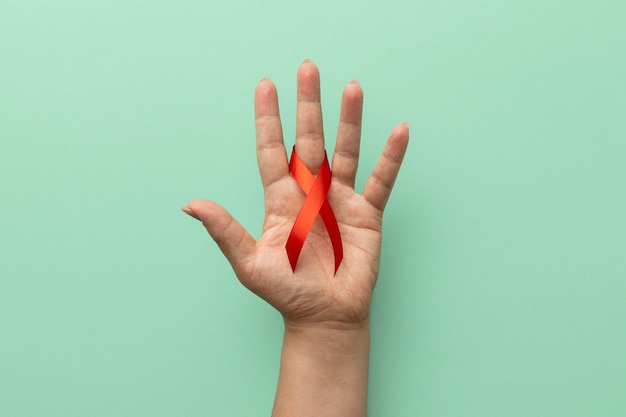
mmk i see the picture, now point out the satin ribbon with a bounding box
[285,148,343,274]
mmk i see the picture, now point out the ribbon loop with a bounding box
[285,148,343,274]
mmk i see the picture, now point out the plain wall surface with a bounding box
[1,1,625,416]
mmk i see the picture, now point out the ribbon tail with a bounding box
[320,201,343,274]
[285,232,304,272]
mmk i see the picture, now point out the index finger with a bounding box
[255,78,289,188]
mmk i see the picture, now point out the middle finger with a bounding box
[295,59,325,174]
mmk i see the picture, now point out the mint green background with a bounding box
[1,1,625,416]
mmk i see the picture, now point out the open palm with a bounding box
[184,61,409,328]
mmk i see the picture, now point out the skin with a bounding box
[183,60,409,417]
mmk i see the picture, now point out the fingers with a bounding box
[183,199,256,279]
[295,60,325,174]
[331,80,363,188]
[255,78,289,188]
[362,123,410,212]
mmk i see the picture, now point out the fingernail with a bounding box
[349,79,360,84]
[181,205,199,220]
[302,58,314,64]
[401,121,410,129]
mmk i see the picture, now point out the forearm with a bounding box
[271,320,370,417]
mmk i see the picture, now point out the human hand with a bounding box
[183,60,408,330]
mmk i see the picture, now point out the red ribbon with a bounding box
[285,148,343,274]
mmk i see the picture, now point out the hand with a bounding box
[183,60,409,330]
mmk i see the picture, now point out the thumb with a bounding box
[182,199,256,279]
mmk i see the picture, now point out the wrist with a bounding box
[272,320,370,417]
[283,319,370,356]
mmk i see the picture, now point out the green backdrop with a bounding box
[1,1,625,416]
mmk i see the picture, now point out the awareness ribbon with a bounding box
[285,148,343,274]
